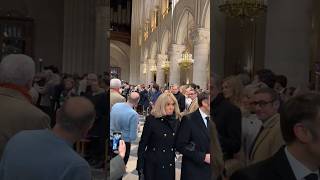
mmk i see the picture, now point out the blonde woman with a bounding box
[222,76,244,108]
[136,92,181,180]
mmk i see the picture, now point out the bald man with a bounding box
[0,97,96,180]
[110,92,140,165]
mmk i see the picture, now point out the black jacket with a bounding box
[176,109,211,180]
[137,115,179,180]
[230,147,296,180]
[173,91,186,112]
[211,93,242,160]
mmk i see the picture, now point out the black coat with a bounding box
[211,93,242,160]
[176,109,211,180]
[174,91,186,113]
[230,147,296,180]
[137,115,179,180]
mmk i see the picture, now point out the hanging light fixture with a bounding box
[161,58,170,72]
[150,64,157,73]
[219,0,267,19]
[178,11,194,70]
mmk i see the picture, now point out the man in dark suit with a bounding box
[231,93,320,180]
[171,84,186,112]
[211,75,241,160]
[176,91,212,180]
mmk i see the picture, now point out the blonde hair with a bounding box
[222,76,243,107]
[151,92,181,120]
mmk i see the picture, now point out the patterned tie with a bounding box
[305,173,318,180]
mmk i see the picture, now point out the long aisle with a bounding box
[123,115,182,180]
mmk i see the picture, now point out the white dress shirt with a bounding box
[199,108,208,127]
[285,147,320,180]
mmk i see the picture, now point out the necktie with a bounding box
[305,173,318,180]
[205,117,209,128]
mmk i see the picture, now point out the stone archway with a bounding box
[110,40,130,81]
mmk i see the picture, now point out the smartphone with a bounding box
[112,132,122,152]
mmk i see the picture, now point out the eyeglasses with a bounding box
[251,100,274,107]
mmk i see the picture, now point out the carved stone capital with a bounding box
[191,28,210,45]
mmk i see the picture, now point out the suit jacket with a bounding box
[110,90,125,110]
[0,87,50,158]
[173,91,186,113]
[176,109,211,180]
[249,113,284,165]
[212,93,242,160]
[230,147,296,180]
[110,155,126,180]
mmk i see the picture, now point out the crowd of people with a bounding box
[110,68,320,180]
[0,54,108,180]
[0,53,319,180]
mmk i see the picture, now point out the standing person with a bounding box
[110,78,126,109]
[136,92,181,180]
[231,93,320,180]
[150,83,161,107]
[171,84,186,113]
[0,54,50,158]
[138,84,149,115]
[211,75,242,162]
[0,97,95,180]
[84,73,108,169]
[248,88,284,164]
[110,92,140,165]
[176,92,213,180]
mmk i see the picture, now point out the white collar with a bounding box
[285,147,320,180]
[199,108,209,121]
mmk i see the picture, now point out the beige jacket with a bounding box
[249,113,284,165]
[0,87,50,158]
[110,90,126,110]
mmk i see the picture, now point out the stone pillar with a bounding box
[265,0,312,87]
[192,28,210,89]
[63,0,95,75]
[156,54,167,87]
[147,59,155,84]
[94,0,108,75]
[169,44,185,86]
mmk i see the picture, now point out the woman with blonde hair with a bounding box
[222,76,244,108]
[137,92,181,180]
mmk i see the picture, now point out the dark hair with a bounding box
[198,91,210,107]
[153,83,160,91]
[254,87,279,102]
[280,92,320,143]
[275,75,287,88]
[189,83,197,90]
[256,69,276,88]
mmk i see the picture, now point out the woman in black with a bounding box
[137,92,181,180]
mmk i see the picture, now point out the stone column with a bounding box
[156,54,167,87]
[168,44,185,86]
[147,59,155,84]
[94,0,108,75]
[264,0,312,87]
[192,28,210,89]
[63,0,95,75]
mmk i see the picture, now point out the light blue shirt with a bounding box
[199,108,209,127]
[285,147,320,180]
[0,130,91,180]
[110,102,138,143]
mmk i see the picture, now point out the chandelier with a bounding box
[161,59,170,72]
[179,48,194,69]
[219,0,267,19]
[179,11,194,70]
[150,64,157,73]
